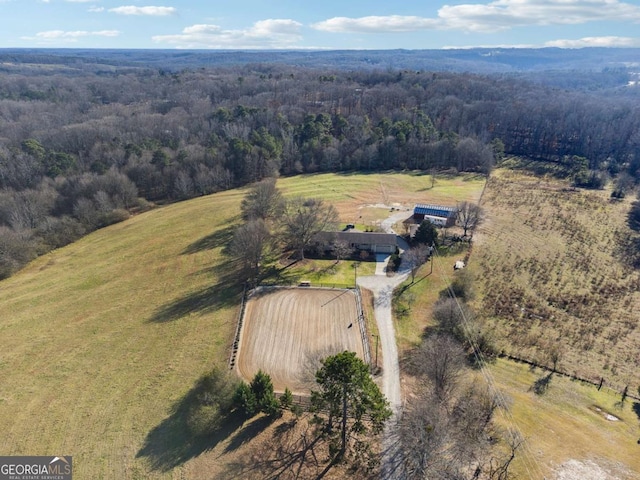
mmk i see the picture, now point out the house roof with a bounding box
[315,231,397,246]
[414,204,457,218]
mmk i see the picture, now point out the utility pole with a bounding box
[430,242,435,275]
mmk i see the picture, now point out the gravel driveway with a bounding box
[356,207,412,478]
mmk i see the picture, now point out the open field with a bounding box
[472,166,640,388]
[0,188,245,479]
[0,171,472,479]
[236,287,364,394]
[488,358,640,479]
[279,171,486,228]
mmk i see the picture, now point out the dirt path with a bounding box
[357,207,412,479]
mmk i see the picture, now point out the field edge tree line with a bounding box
[2,63,639,278]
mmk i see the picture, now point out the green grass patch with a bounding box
[261,258,375,287]
[392,246,470,350]
[0,171,485,479]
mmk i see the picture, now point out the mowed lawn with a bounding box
[0,171,481,479]
[0,188,246,479]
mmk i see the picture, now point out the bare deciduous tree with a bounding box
[332,239,353,263]
[403,245,431,282]
[241,177,283,221]
[456,201,483,238]
[412,333,466,402]
[398,389,451,479]
[280,197,338,260]
[229,218,271,285]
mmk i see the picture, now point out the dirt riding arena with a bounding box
[235,287,367,394]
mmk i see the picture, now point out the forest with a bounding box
[0,52,639,277]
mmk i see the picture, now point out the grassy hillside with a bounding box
[0,171,484,479]
[490,358,640,479]
[0,189,245,479]
[473,165,640,389]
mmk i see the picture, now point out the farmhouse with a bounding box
[313,230,397,255]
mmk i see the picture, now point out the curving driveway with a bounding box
[357,208,412,478]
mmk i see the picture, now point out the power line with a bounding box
[431,246,547,479]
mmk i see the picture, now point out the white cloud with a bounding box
[88,6,104,12]
[108,6,176,16]
[312,15,440,33]
[22,30,120,42]
[545,36,640,47]
[65,0,97,3]
[439,0,640,32]
[152,19,303,48]
[313,1,640,34]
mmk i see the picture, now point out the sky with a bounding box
[2,0,640,50]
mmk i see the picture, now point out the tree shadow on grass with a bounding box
[530,373,553,395]
[258,262,302,286]
[182,224,237,255]
[148,261,243,323]
[224,415,275,453]
[137,387,242,472]
[148,282,243,323]
[221,416,339,480]
[137,380,275,473]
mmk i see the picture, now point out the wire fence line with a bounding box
[354,286,372,367]
[227,283,375,375]
[500,353,640,402]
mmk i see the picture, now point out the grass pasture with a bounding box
[0,171,481,479]
[236,287,364,394]
[473,166,640,388]
[489,358,640,479]
[0,189,245,479]
[280,171,486,228]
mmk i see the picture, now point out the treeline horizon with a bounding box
[0,62,639,277]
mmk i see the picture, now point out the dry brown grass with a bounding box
[182,411,377,480]
[472,166,640,388]
[489,358,640,479]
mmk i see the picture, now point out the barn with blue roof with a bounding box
[413,204,458,227]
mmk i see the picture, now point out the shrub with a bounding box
[98,208,130,228]
[186,367,239,436]
[388,253,401,272]
[0,227,37,279]
[280,387,293,409]
[448,268,475,301]
[187,404,223,437]
[433,297,471,341]
[233,381,257,417]
[37,215,86,249]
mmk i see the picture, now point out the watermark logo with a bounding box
[0,456,72,480]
